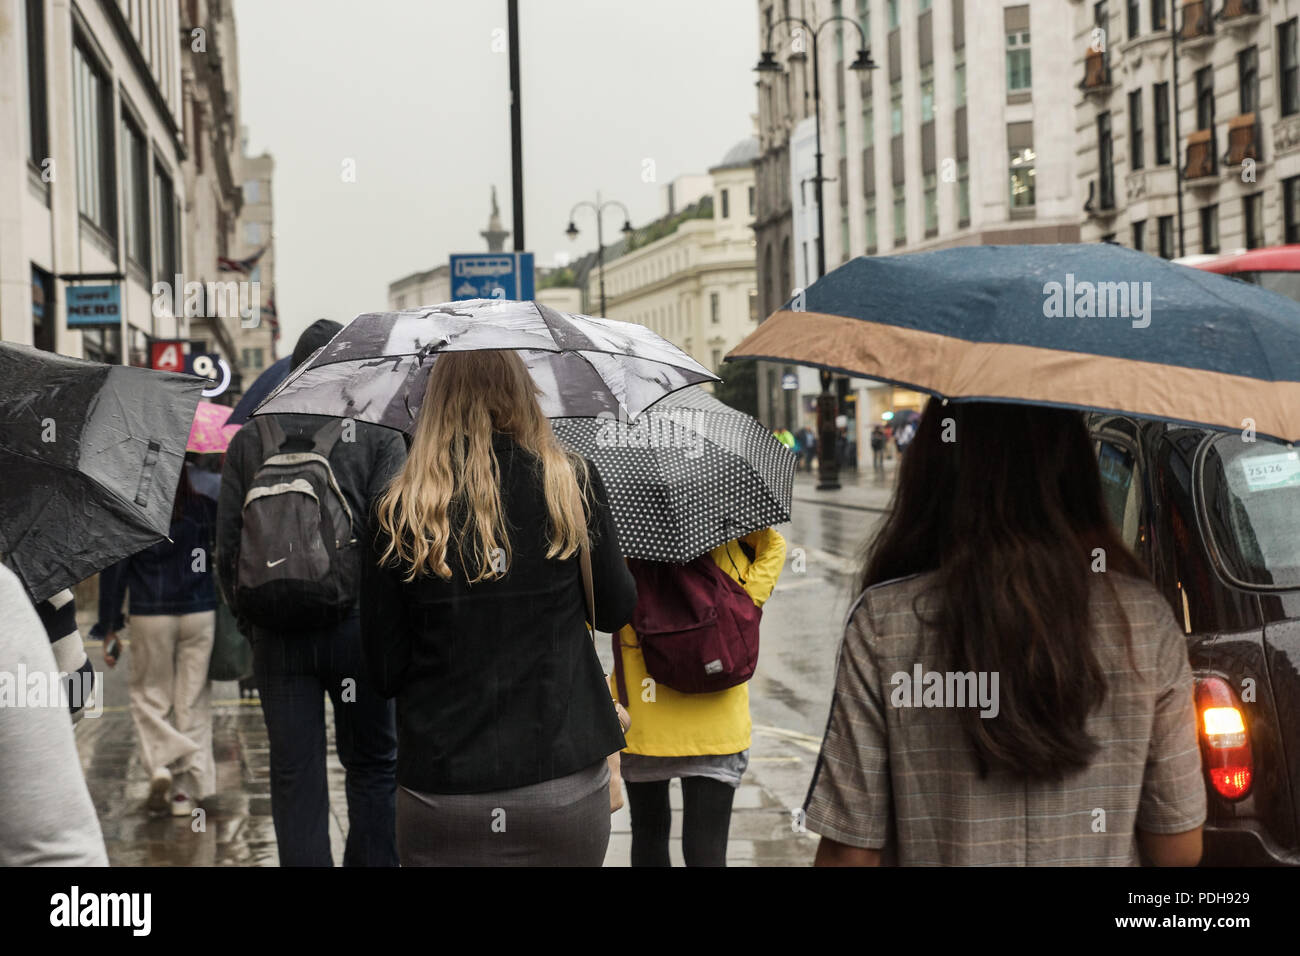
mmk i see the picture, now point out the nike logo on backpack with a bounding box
[266,557,288,568]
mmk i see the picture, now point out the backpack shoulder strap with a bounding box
[310,418,346,457]
[253,415,287,459]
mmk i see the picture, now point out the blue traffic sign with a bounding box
[449,252,535,301]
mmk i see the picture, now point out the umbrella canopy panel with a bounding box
[0,345,204,601]
[728,243,1300,443]
[552,386,796,563]
[254,299,719,430]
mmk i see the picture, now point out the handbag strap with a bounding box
[579,541,629,707]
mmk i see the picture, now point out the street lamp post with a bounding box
[756,15,875,491]
[566,193,633,317]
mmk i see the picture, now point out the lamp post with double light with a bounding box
[755,14,876,490]
[565,193,634,318]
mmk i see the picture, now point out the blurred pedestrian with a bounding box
[217,319,407,867]
[0,564,108,865]
[805,399,1205,866]
[797,425,817,471]
[870,425,886,476]
[98,455,218,818]
[617,528,785,866]
[773,425,795,453]
[362,349,636,866]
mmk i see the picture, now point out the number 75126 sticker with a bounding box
[1241,451,1300,491]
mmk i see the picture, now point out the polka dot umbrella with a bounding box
[552,387,796,563]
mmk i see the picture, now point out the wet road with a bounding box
[72,463,896,866]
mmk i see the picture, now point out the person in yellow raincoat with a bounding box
[614,527,786,866]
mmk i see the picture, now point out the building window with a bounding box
[711,348,722,371]
[840,213,850,262]
[31,265,54,352]
[241,347,265,371]
[1127,0,1141,39]
[1285,176,1300,243]
[1128,89,1144,170]
[73,38,115,236]
[1131,218,1146,252]
[1097,112,1114,209]
[1200,204,1219,254]
[1154,82,1171,164]
[710,292,720,324]
[1152,0,1167,31]
[1239,46,1259,116]
[245,222,262,245]
[26,0,48,165]
[1157,215,1174,259]
[924,172,938,235]
[244,179,260,203]
[920,65,934,123]
[957,159,970,226]
[1195,65,1214,131]
[892,184,906,246]
[395,294,407,309]
[866,195,878,252]
[856,0,871,47]
[121,114,150,271]
[1244,192,1265,248]
[888,0,899,30]
[862,102,874,147]
[720,188,729,219]
[749,289,758,322]
[954,49,966,107]
[1010,147,1036,208]
[154,162,177,284]
[1006,29,1031,93]
[1281,19,1299,117]
[919,0,931,10]
[748,185,755,216]
[890,81,902,136]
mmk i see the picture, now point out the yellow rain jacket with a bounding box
[614,528,786,757]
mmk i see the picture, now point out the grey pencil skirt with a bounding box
[396,759,612,867]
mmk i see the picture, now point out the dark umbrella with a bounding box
[0,344,205,602]
[226,355,291,426]
[551,387,795,563]
[253,299,719,428]
[728,243,1300,443]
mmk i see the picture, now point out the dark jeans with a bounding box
[251,611,397,866]
[625,777,736,867]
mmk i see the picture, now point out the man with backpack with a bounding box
[216,320,407,867]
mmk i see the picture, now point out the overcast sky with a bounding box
[234,0,759,349]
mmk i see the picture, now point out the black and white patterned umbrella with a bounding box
[552,387,795,563]
[254,299,718,427]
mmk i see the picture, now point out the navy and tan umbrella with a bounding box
[551,387,795,563]
[727,243,1300,444]
[255,299,718,427]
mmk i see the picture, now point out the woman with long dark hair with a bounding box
[804,398,1205,866]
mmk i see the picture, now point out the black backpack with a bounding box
[234,417,359,630]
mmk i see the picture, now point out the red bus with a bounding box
[1186,244,1300,304]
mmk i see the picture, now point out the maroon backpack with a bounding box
[624,554,763,694]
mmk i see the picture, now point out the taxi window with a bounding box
[1201,436,1300,589]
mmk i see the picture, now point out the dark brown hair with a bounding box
[861,398,1146,780]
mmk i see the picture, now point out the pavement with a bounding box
[70,457,896,867]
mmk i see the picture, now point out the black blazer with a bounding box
[360,435,636,794]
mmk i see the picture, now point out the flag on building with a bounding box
[218,244,267,275]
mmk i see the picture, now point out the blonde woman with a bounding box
[361,350,637,866]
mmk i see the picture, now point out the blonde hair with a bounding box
[376,350,590,583]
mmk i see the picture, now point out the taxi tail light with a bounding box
[1195,676,1253,801]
